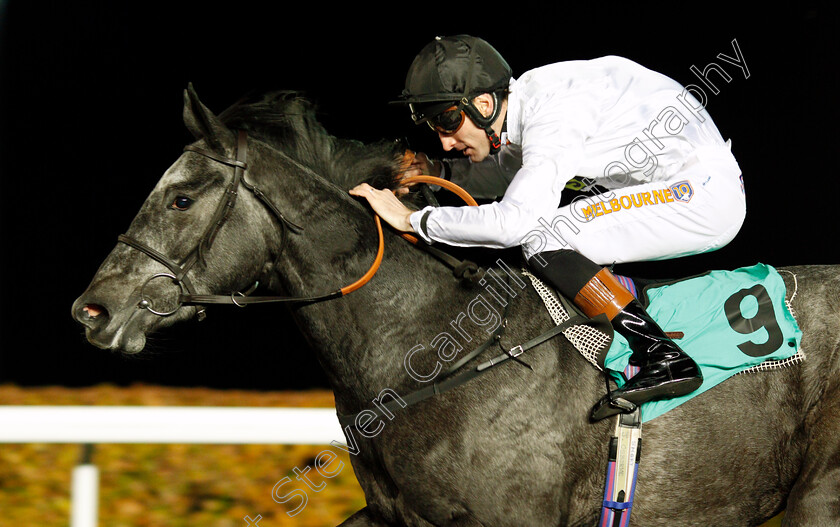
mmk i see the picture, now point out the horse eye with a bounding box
[171,196,194,211]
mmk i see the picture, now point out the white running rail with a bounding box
[0,406,344,527]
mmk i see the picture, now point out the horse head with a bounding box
[72,85,404,353]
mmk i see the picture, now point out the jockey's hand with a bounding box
[350,183,416,233]
[395,152,441,197]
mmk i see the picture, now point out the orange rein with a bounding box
[339,215,385,295]
[339,174,477,296]
[397,176,478,245]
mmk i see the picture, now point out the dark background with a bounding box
[0,2,837,391]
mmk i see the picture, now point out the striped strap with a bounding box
[599,409,642,527]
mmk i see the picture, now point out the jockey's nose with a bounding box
[438,134,458,151]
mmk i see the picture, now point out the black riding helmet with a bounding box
[393,35,512,153]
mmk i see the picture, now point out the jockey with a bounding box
[350,35,746,420]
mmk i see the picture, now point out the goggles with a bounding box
[409,100,468,135]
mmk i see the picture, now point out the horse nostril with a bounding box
[83,304,105,318]
[74,301,110,327]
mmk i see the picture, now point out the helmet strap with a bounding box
[486,128,503,154]
[462,91,505,154]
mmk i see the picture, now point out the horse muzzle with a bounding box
[71,286,182,353]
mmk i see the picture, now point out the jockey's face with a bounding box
[435,93,505,163]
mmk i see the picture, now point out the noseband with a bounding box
[117,130,384,320]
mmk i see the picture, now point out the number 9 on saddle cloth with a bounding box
[527,263,803,422]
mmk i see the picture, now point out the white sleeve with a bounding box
[409,90,599,249]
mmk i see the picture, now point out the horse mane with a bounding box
[217,91,405,192]
[215,90,511,269]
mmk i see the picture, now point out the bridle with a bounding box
[117,130,385,321]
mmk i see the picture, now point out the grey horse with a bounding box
[72,86,840,526]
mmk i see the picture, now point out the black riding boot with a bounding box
[577,269,703,421]
[588,298,703,420]
[528,251,703,421]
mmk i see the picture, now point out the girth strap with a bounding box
[337,311,593,428]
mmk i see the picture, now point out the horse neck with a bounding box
[247,144,464,403]
[261,167,602,425]
[282,217,477,406]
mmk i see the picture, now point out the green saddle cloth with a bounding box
[604,263,802,422]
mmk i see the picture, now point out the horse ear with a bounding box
[183,83,234,151]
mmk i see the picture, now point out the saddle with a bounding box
[527,263,805,422]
